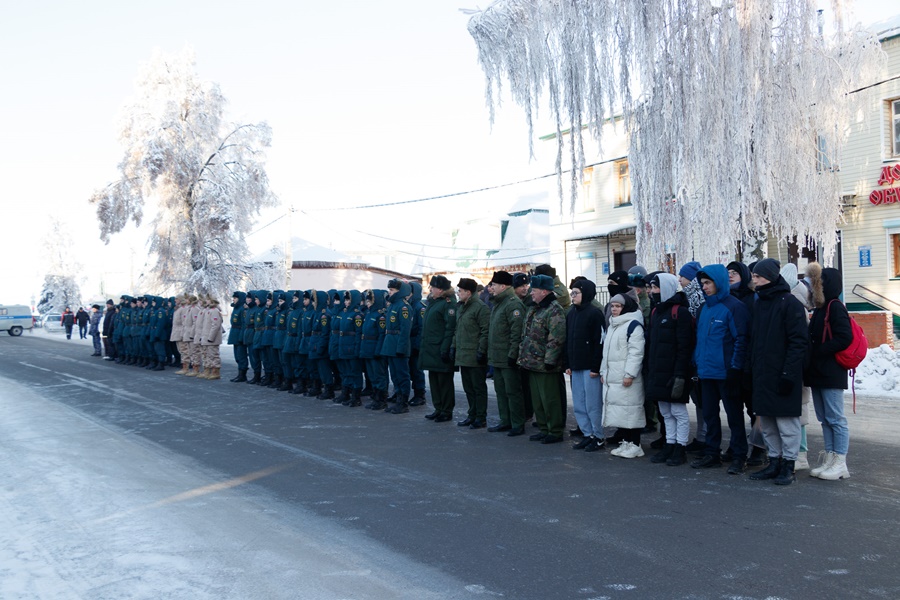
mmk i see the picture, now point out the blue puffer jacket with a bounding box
[693,264,750,380]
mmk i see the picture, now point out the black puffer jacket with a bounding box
[645,286,694,404]
[749,276,809,417]
[804,268,852,390]
[562,279,605,372]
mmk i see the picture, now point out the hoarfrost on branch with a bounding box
[467,0,885,265]
[89,48,280,297]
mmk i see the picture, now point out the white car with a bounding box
[42,313,63,332]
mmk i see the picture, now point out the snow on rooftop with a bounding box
[252,237,363,265]
[868,13,900,40]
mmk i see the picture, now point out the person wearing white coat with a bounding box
[600,294,646,458]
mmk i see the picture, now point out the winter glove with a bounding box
[671,376,685,400]
[476,352,487,366]
[507,357,518,368]
[543,362,556,371]
[441,351,452,364]
[776,377,794,395]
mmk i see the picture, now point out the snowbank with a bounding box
[853,344,900,398]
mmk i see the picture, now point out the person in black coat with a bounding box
[645,273,695,465]
[76,307,90,339]
[102,299,118,360]
[563,278,606,451]
[747,259,809,485]
[804,267,853,480]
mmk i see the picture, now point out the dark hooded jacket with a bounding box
[381,282,413,358]
[102,305,117,338]
[251,291,269,348]
[562,279,605,372]
[804,268,852,389]
[339,290,363,359]
[283,292,304,354]
[299,291,316,355]
[645,273,694,403]
[693,264,750,380]
[309,290,331,359]
[360,290,387,359]
[409,282,424,353]
[227,291,246,345]
[749,275,808,417]
[328,290,344,360]
[273,291,291,350]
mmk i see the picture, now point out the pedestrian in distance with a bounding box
[76,307,90,339]
[88,304,102,356]
[61,307,75,339]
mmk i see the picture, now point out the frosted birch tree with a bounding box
[90,48,281,297]
[467,0,885,265]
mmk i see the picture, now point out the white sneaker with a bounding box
[810,451,835,478]
[794,451,809,471]
[610,441,628,457]
[818,454,850,480]
[615,441,645,459]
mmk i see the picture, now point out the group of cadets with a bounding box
[95,294,224,379]
[93,257,854,486]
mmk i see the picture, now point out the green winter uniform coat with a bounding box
[452,295,490,368]
[517,293,566,373]
[417,288,457,372]
[487,286,525,367]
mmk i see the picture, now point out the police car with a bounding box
[0,305,34,336]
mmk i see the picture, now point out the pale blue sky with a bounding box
[0,0,889,306]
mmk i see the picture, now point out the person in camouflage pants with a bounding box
[517,274,567,444]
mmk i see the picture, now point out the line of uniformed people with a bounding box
[225,283,425,412]
[105,294,224,379]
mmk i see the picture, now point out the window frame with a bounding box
[614,159,631,207]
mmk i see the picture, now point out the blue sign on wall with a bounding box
[858,246,872,268]
[601,262,609,275]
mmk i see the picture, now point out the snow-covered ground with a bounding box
[852,344,900,397]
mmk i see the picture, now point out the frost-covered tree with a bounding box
[90,48,279,297]
[467,1,885,265]
[37,218,83,314]
[37,275,81,315]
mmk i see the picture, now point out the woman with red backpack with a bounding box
[804,267,853,480]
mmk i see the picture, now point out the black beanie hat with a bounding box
[457,278,477,293]
[512,273,529,288]
[752,258,781,283]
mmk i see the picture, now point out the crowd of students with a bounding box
[90,258,855,486]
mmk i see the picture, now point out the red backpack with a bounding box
[822,299,868,413]
[822,300,868,370]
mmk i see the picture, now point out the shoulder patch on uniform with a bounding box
[354,316,363,327]
[401,307,409,319]
[448,308,455,316]
[512,309,521,318]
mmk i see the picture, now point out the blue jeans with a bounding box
[570,370,603,438]
[811,387,849,454]
[700,379,747,458]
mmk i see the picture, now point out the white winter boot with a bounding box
[818,453,850,480]
[810,451,835,478]
[794,451,809,471]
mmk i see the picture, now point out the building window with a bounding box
[581,167,594,213]
[615,159,631,207]
[891,232,900,278]
[890,99,900,158]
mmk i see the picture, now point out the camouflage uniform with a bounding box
[518,289,567,438]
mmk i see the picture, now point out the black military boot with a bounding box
[233,369,248,383]
[152,362,165,371]
[343,388,361,407]
[247,370,261,385]
[258,372,271,386]
[387,397,409,414]
[666,444,687,466]
[408,389,427,407]
[266,373,280,388]
[773,459,796,486]
[335,385,351,404]
[279,377,293,391]
[651,443,675,464]
[290,379,305,395]
[749,457,782,481]
[317,384,335,400]
[305,380,322,397]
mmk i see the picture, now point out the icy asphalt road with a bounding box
[2,332,899,600]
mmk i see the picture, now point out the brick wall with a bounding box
[849,311,894,350]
